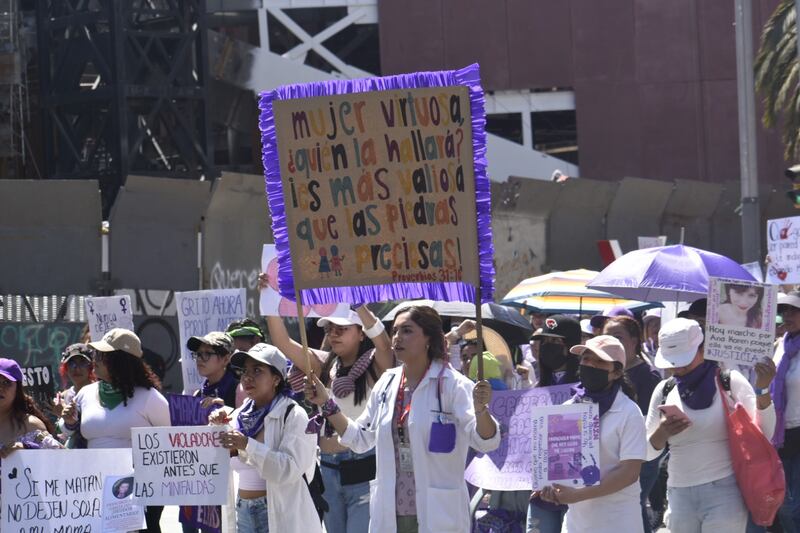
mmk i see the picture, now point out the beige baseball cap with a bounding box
[88,328,144,358]
[570,335,628,369]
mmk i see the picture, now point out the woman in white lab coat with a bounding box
[305,305,501,533]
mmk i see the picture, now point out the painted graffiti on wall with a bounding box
[0,322,85,413]
[209,262,260,318]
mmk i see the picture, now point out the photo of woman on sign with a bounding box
[717,284,764,329]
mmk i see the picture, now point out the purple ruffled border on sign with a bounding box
[258,63,495,305]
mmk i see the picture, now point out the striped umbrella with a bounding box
[501,269,659,315]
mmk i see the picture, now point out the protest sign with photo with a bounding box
[531,402,600,491]
[465,384,573,490]
[131,425,230,506]
[705,277,778,367]
[259,64,494,306]
[102,474,146,533]
[85,295,135,341]
[175,288,246,393]
[259,244,350,317]
[767,216,800,284]
[1,448,133,531]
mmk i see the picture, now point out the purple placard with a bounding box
[464,384,573,491]
[258,63,494,305]
[168,393,213,426]
[168,394,221,533]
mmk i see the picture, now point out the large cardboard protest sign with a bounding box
[767,216,800,284]
[260,244,350,317]
[175,288,246,393]
[84,295,135,341]
[465,384,573,490]
[1,448,133,531]
[131,425,230,506]
[259,64,494,305]
[531,403,600,491]
[705,277,778,367]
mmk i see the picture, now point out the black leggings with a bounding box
[144,505,163,532]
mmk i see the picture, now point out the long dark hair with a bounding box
[101,350,162,406]
[612,362,638,403]
[393,305,447,361]
[725,284,764,328]
[319,333,376,406]
[9,382,56,435]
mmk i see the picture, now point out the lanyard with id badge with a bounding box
[395,364,457,474]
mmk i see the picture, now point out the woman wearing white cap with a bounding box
[60,328,170,532]
[537,335,646,533]
[264,300,393,533]
[213,343,321,533]
[644,318,776,532]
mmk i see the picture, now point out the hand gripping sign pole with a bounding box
[294,287,313,377]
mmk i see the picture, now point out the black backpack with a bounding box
[283,403,329,522]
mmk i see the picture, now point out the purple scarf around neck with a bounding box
[201,368,238,402]
[771,332,800,447]
[572,381,621,417]
[675,360,718,410]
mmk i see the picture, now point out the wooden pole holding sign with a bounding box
[293,288,313,375]
[475,286,485,381]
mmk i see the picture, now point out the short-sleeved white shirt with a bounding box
[563,390,646,533]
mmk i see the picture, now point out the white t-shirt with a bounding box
[70,382,170,448]
[644,369,776,487]
[774,343,800,429]
[563,390,646,533]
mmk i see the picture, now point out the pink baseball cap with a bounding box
[569,335,628,369]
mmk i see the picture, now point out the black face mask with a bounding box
[579,364,610,393]
[539,343,568,370]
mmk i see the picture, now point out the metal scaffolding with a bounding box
[36,0,213,215]
[0,0,29,178]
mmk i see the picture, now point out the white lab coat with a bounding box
[236,394,322,533]
[339,360,501,533]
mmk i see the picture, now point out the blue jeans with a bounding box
[320,449,372,533]
[526,501,565,533]
[236,496,269,533]
[666,475,747,533]
[778,452,800,532]
[639,454,663,533]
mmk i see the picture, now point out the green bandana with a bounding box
[227,326,262,338]
[98,381,124,410]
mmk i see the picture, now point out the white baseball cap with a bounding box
[316,310,363,328]
[654,318,704,369]
[231,343,288,378]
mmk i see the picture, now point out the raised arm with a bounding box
[355,305,394,373]
[265,316,323,376]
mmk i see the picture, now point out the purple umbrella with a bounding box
[587,245,757,302]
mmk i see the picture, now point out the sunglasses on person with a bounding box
[191,349,219,362]
[66,358,91,370]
